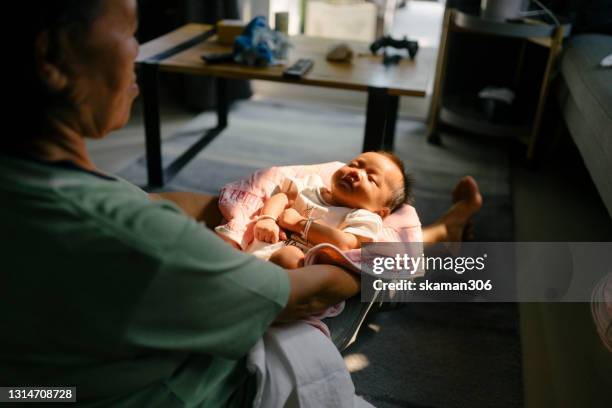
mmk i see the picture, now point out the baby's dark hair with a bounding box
[376,151,414,212]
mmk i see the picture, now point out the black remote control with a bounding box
[282,59,314,79]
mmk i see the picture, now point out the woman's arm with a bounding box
[150,191,361,321]
[277,264,360,322]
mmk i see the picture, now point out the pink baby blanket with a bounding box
[215,161,423,251]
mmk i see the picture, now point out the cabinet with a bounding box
[427,7,572,159]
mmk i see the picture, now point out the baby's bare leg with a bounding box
[269,246,305,269]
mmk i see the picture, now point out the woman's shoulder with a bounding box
[56,180,194,255]
[0,156,196,257]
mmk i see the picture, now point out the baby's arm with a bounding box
[277,209,365,251]
[305,221,363,250]
[254,181,299,243]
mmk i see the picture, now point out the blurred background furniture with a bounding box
[556,33,612,218]
[137,23,434,187]
[422,2,612,407]
[138,0,251,110]
[427,2,571,159]
[516,3,612,408]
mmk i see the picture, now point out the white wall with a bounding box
[305,1,377,42]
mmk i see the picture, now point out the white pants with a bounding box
[247,322,374,408]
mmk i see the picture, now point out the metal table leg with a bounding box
[139,28,223,189]
[364,87,399,152]
[163,78,228,182]
[140,62,163,188]
[383,94,399,151]
[363,87,388,152]
[216,77,228,128]
[140,72,229,189]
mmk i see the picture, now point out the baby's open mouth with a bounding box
[339,177,354,190]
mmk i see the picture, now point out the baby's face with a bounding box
[330,152,403,216]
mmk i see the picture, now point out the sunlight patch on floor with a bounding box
[344,353,370,373]
[367,323,381,333]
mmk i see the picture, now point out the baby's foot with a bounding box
[444,176,483,243]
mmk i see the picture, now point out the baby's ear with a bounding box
[376,207,390,218]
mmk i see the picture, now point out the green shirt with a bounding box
[0,156,289,407]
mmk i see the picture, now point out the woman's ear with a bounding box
[34,31,69,92]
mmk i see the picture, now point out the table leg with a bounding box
[382,95,399,151]
[426,8,453,146]
[363,87,388,152]
[526,25,565,160]
[141,63,164,188]
[163,77,229,182]
[216,77,228,128]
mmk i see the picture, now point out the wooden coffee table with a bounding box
[137,23,434,188]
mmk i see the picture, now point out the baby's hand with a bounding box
[278,208,306,233]
[254,218,282,243]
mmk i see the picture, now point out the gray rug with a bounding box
[119,98,520,408]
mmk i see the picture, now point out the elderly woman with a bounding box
[1,0,481,406]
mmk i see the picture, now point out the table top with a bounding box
[137,23,434,97]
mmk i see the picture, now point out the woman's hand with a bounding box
[278,208,306,233]
[254,218,283,243]
[277,265,361,322]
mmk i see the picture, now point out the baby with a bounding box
[248,151,411,269]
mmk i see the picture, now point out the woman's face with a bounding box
[59,0,140,138]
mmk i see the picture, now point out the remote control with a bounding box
[283,59,314,79]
